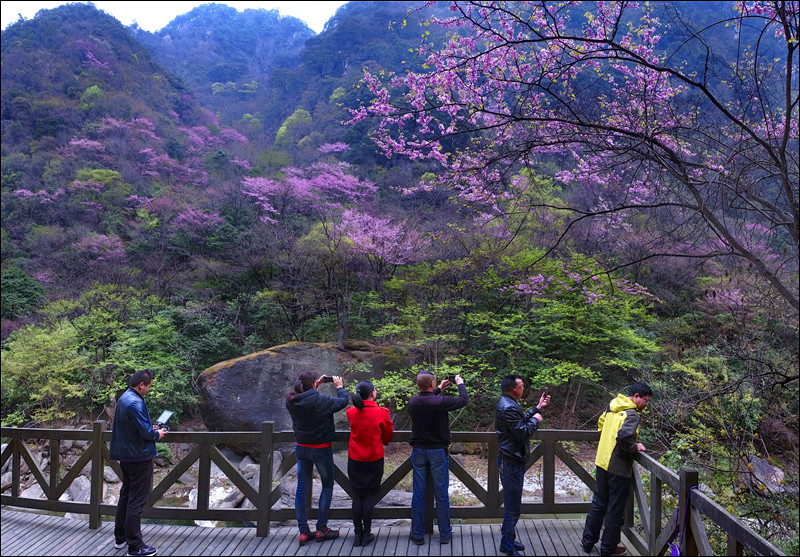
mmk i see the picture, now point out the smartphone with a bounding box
[543,387,549,397]
[319,375,334,383]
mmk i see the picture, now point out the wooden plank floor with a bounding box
[1,509,636,556]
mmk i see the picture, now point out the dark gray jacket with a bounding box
[286,387,349,444]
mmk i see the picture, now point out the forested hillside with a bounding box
[1,2,797,552]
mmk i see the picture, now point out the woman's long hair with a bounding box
[352,381,375,410]
[286,371,317,402]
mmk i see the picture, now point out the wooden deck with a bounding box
[0,509,631,556]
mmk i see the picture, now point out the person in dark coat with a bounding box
[495,374,550,556]
[110,369,167,557]
[285,371,349,546]
[407,370,469,545]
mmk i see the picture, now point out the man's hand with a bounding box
[636,442,646,452]
[332,375,344,389]
[532,412,543,424]
[454,374,464,385]
[438,379,451,390]
[538,391,551,410]
[157,428,168,440]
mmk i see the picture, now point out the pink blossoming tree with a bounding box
[352,1,798,312]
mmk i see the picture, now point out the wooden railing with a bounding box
[1,423,784,555]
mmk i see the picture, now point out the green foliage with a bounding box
[330,87,346,101]
[3,284,198,422]
[155,442,174,463]
[79,84,105,112]
[275,108,312,145]
[1,266,44,319]
[1,321,90,425]
[211,81,237,95]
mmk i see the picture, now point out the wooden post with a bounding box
[12,439,21,496]
[543,439,555,505]
[89,420,105,529]
[649,474,662,555]
[624,475,634,529]
[257,422,274,537]
[197,442,211,511]
[49,438,60,501]
[487,438,499,508]
[679,467,699,556]
[727,534,744,556]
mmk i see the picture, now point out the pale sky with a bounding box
[0,1,348,34]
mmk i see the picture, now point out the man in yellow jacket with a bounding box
[581,382,653,556]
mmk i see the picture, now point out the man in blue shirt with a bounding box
[110,370,167,557]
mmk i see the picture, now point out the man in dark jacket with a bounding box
[109,369,167,557]
[495,374,550,556]
[285,372,349,545]
[407,371,469,545]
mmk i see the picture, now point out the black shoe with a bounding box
[298,530,314,546]
[410,536,425,546]
[581,539,594,553]
[353,534,362,547]
[362,533,375,546]
[315,527,339,542]
[500,540,525,552]
[126,546,156,557]
[440,537,451,544]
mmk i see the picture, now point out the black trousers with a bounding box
[581,466,631,556]
[348,457,382,534]
[114,459,154,550]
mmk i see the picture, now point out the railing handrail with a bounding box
[1,423,784,556]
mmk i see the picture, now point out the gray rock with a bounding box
[69,475,92,502]
[740,454,788,496]
[21,483,46,500]
[197,342,384,457]
[238,455,256,470]
[239,463,260,480]
[1,471,12,491]
[104,466,120,483]
[1,444,8,473]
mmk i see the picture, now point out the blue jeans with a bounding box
[411,447,451,541]
[582,466,631,555]
[499,457,524,552]
[294,444,335,533]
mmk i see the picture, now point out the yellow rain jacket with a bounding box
[594,393,641,478]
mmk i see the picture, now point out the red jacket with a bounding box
[346,400,394,462]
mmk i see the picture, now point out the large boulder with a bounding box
[739,454,793,496]
[197,342,382,457]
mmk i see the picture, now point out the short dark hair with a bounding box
[129,369,153,388]
[628,382,653,398]
[416,371,435,389]
[501,374,524,393]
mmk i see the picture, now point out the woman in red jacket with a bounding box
[346,381,394,547]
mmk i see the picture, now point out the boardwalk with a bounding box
[0,509,627,556]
